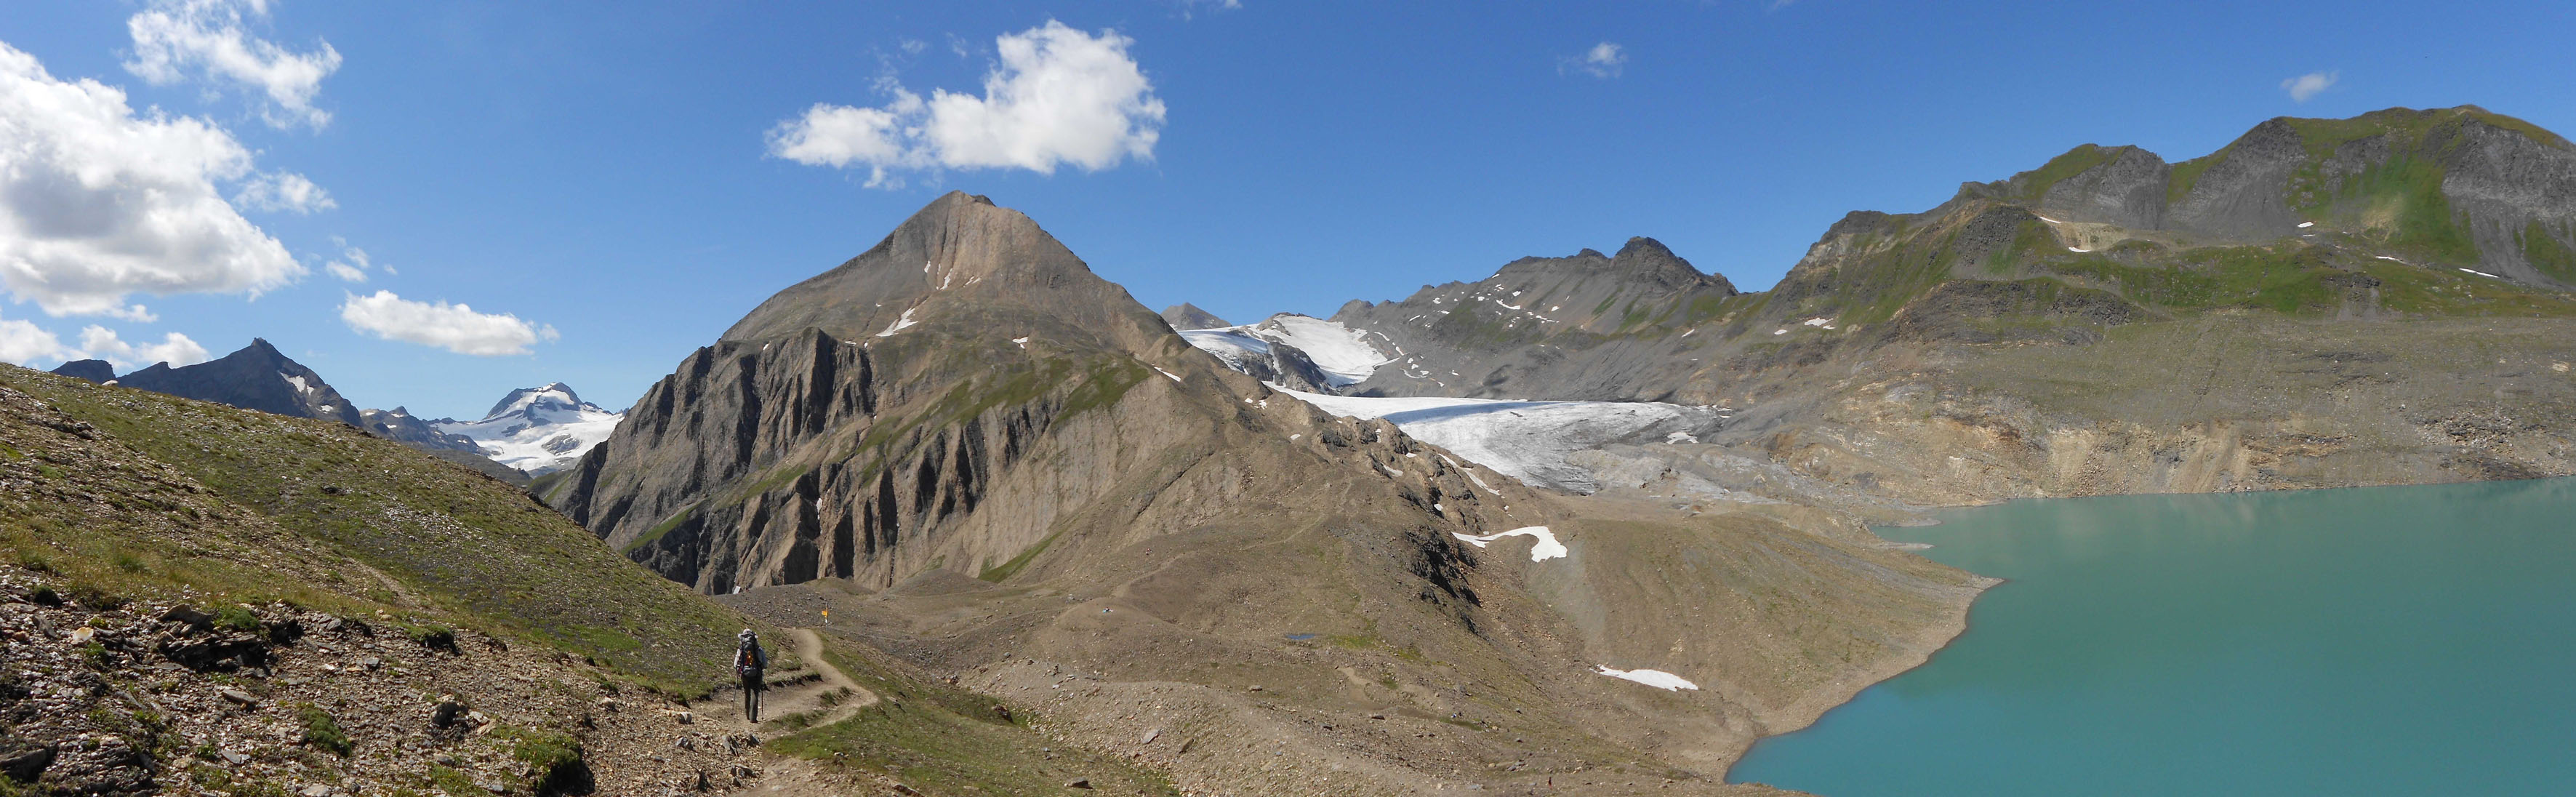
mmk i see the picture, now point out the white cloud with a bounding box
[124,0,342,129]
[1172,0,1243,19]
[769,20,1165,188]
[233,170,334,213]
[339,290,554,356]
[76,325,209,369]
[0,314,68,365]
[0,41,305,320]
[1561,42,1626,79]
[2282,71,2338,103]
[321,236,369,282]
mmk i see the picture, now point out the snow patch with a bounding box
[1153,367,1184,383]
[1594,665,1698,691]
[875,308,920,337]
[281,374,310,394]
[1450,526,1566,562]
[2298,221,2316,228]
[2459,268,2502,279]
[1011,336,1030,348]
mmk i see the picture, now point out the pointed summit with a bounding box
[721,191,1166,353]
[115,339,362,426]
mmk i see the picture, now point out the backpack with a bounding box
[735,641,763,677]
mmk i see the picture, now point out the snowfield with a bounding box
[1594,665,1699,691]
[435,383,623,476]
[1280,389,1724,492]
[1450,526,1568,561]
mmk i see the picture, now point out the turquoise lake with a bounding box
[1728,477,2576,796]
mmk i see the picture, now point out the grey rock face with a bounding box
[2037,145,2171,229]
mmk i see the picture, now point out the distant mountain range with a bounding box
[44,340,617,482]
[1163,105,2576,512]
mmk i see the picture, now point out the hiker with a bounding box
[735,628,768,722]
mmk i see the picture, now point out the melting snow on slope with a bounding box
[875,308,920,337]
[281,374,310,394]
[1594,665,1699,691]
[1450,526,1567,561]
[1280,389,1722,492]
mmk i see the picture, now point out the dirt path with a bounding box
[697,628,878,731]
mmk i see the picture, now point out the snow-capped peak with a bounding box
[436,383,623,476]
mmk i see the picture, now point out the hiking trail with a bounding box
[695,628,878,731]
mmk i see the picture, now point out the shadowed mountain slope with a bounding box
[113,339,363,427]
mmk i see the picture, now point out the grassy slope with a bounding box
[1,366,752,692]
[1,366,1194,793]
[768,638,1181,796]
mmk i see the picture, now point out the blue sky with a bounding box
[1,1,2570,418]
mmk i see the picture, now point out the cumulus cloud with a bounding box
[2282,71,2338,103]
[124,0,342,129]
[0,315,68,365]
[1561,42,1626,79]
[233,170,334,213]
[77,325,209,369]
[339,290,555,356]
[768,20,1165,188]
[0,41,305,320]
[321,236,370,282]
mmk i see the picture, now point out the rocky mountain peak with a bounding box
[718,191,1171,355]
[113,339,361,428]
